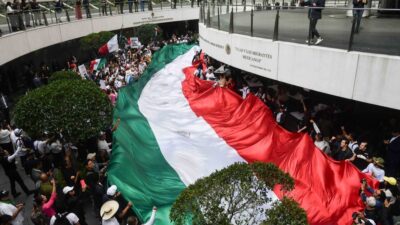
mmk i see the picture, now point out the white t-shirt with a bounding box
[98,139,111,154]
[0,202,24,225]
[0,129,11,144]
[10,130,17,151]
[314,140,331,155]
[240,86,250,99]
[362,163,385,182]
[34,140,49,155]
[349,141,359,153]
[205,72,215,81]
[50,213,79,225]
[102,217,120,225]
[48,140,63,154]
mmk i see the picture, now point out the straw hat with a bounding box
[373,157,385,167]
[100,200,119,220]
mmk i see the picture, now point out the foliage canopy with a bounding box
[49,71,81,83]
[170,162,307,225]
[80,31,115,51]
[263,197,308,225]
[134,24,163,45]
[14,79,112,142]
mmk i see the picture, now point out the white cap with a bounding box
[366,196,376,207]
[107,185,117,196]
[62,186,74,194]
[87,153,96,160]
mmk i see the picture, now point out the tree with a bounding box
[80,31,115,52]
[49,71,81,83]
[132,24,163,45]
[170,162,307,225]
[13,79,112,142]
[263,197,308,225]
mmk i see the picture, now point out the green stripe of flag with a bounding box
[108,44,194,225]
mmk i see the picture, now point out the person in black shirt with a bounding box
[348,141,372,170]
[332,139,353,161]
[0,148,32,197]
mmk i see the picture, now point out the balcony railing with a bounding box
[0,0,200,37]
[199,2,400,56]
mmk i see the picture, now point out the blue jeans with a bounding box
[140,0,144,11]
[353,8,363,33]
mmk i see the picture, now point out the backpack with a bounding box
[54,213,72,225]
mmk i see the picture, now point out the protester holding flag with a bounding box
[99,35,119,56]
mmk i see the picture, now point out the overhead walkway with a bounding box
[0,2,199,65]
[198,3,400,110]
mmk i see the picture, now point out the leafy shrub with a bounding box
[49,71,81,83]
[80,31,115,51]
[170,162,302,225]
[14,79,112,142]
[263,197,309,225]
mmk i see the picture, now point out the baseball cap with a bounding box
[62,186,74,195]
[383,176,397,186]
[87,153,96,160]
[107,185,117,196]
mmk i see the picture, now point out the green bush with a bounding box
[134,24,163,45]
[170,162,301,225]
[49,71,81,83]
[80,31,115,51]
[14,79,112,142]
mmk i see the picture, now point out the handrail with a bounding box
[90,3,99,9]
[107,0,116,6]
[204,3,400,11]
[200,2,400,56]
[62,2,75,10]
[0,4,200,37]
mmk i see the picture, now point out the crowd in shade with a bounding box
[1,31,400,225]
[0,34,195,225]
[190,50,400,225]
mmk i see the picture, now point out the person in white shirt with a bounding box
[10,128,18,152]
[98,132,112,155]
[0,123,13,153]
[362,157,385,182]
[101,200,121,225]
[127,207,157,225]
[239,84,250,99]
[33,139,50,155]
[205,67,215,81]
[0,190,24,225]
[314,133,331,155]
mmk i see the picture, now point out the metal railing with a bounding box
[0,0,200,36]
[200,2,400,56]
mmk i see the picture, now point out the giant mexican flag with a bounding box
[108,44,376,225]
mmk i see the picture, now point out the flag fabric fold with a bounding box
[98,35,119,56]
[109,44,377,225]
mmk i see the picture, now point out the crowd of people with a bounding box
[0,29,399,225]
[190,54,400,224]
[0,33,195,225]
